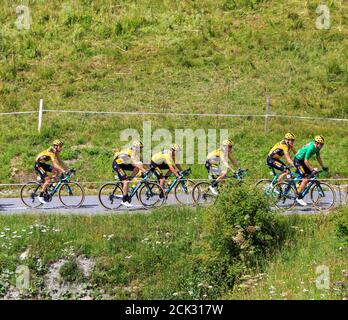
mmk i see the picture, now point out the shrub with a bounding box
[59,260,85,283]
[193,183,292,295]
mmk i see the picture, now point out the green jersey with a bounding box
[295,141,320,161]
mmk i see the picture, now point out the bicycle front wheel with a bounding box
[174,179,196,205]
[138,182,165,208]
[58,182,85,208]
[271,182,296,210]
[192,182,217,205]
[255,179,273,196]
[20,182,43,208]
[311,182,335,210]
[98,183,123,210]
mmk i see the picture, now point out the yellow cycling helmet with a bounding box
[222,139,233,147]
[285,132,295,140]
[132,140,143,148]
[170,143,181,151]
[53,139,64,146]
[314,135,325,144]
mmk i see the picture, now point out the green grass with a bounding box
[0,207,205,299]
[226,208,348,300]
[0,203,347,299]
[0,0,347,183]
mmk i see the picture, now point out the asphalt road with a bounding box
[0,189,344,215]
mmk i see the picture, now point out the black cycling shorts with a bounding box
[34,162,53,180]
[266,156,288,172]
[294,158,311,177]
[205,160,221,179]
[150,161,169,179]
[112,160,135,181]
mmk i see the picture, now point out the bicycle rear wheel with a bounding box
[192,182,217,205]
[174,179,196,205]
[58,182,85,208]
[98,183,123,210]
[271,182,296,210]
[138,182,165,208]
[20,182,43,208]
[310,182,335,210]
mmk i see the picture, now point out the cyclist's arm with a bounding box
[228,152,239,170]
[284,151,294,167]
[172,154,183,171]
[304,159,314,172]
[130,154,147,173]
[316,155,324,168]
[168,165,180,177]
[134,162,147,173]
[221,157,234,173]
[52,158,66,174]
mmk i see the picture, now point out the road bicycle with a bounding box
[20,169,85,208]
[98,170,165,210]
[271,170,335,210]
[192,169,248,205]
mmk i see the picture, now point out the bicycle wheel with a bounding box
[310,182,335,210]
[98,183,123,210]
[174,179,196,205]
[271,182,296,210]
[255,179,273,196]
[58,182,85,208]
[138,182,165,208]
[192,182,217,205]
[20,182,43,208]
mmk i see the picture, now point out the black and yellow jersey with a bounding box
[114,148,142,165]
[206,148,227,165]
[35,147,58,163]
[268,140,290,160]
[151,149,174,166]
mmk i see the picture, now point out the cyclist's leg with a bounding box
[150,161,165,190]
[294,159,310,198]
[129,167,140,179]
[266,157,287,183]
[207,162,222,187]
[35,162,52,193]
[113,161,131,203]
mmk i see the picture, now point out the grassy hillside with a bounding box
[0,0,347,183]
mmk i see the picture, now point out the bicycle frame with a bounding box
[47,173,75,197]
[164,169,191,194]
[128,171,153,199]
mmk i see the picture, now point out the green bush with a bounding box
[59,260,85,283]
[193,183,293,295]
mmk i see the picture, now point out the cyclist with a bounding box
[294,135,329,206]
[205,139,241,195]
[266,132,297,185]
[150,144,183,191]
[112,141,147,208]
[35,139,69,204]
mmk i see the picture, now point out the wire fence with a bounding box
[1,98,347,134]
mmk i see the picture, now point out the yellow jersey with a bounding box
[36,147,58,163]
[114,148,133,165]
[206,148,227,165]
[268,140,290,160]
[151,149,174,166]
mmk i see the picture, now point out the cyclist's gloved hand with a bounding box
[311,168,318,175]
[322,166,329,172]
